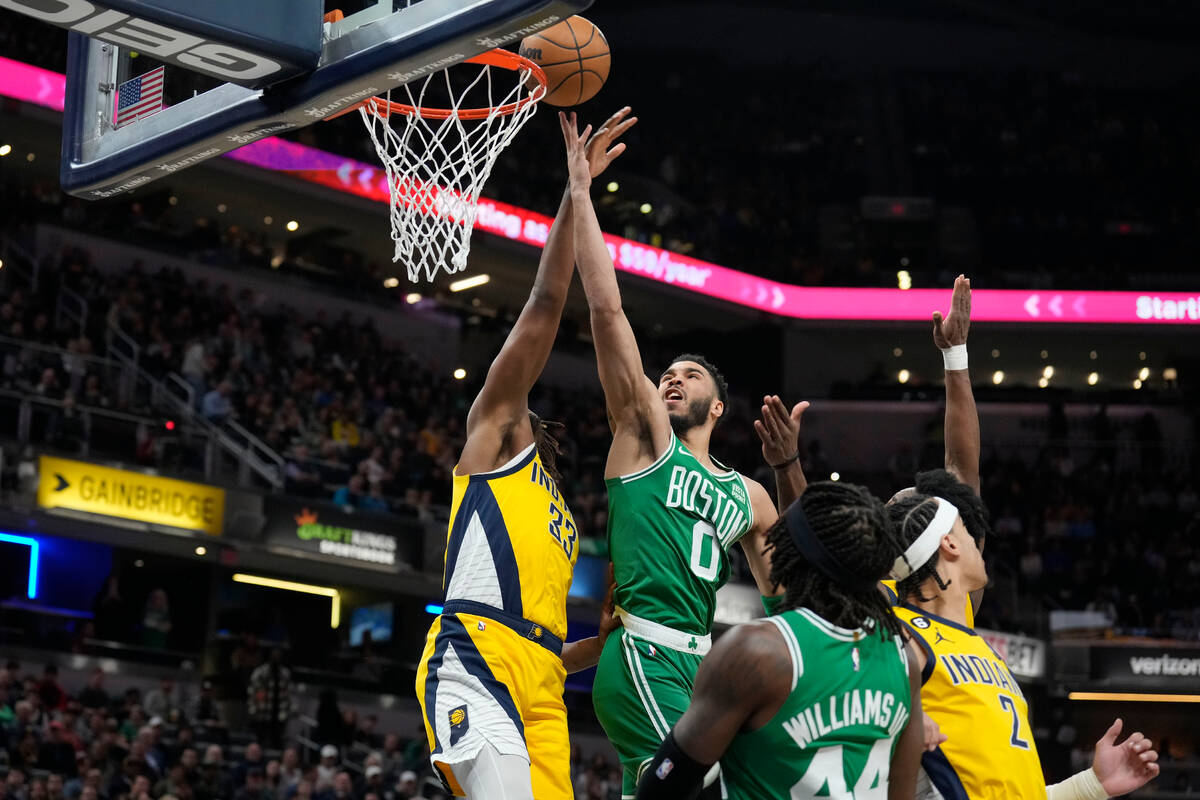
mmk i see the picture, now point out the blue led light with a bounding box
[0,533,39,599]
[425,604,443,615]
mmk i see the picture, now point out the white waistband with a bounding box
[616,608,712,656]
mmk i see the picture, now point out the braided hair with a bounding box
[528,410,565,484]
[887,493,950,602]
[765,481,904,638]
[914,469,993,546]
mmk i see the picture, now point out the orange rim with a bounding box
[325,50,547,122]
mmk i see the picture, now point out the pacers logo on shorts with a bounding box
[448,705,470,746]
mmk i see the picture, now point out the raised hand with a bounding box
[932,274,971,350]
[1091,718,1160,796]
[585,106,637,178]
[754,395,810,467]
[558,111,593,191]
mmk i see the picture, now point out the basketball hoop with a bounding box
[348,49,547,283]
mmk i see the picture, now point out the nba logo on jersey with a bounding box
[656,759,674,780]
[448,705,470,745]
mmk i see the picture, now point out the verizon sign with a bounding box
[1091,647,1200,689]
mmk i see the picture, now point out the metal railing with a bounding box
[0,335,283,489]
[54,285,88,336]
[0,234,39,292]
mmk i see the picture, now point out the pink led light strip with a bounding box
[4,55,1198,325]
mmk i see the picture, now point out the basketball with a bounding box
[520,16,611,107]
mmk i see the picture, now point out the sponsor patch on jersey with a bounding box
[910,616,931,629]
[656,759,674,780]
[448,705,470,746]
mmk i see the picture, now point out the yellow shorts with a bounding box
[415,607,571,799]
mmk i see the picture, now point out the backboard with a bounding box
[26,0,592,198]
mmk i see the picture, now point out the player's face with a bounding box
[949,517,988,591]
[658,362,721,434]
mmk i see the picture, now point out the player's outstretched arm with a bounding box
[889,655,925,800]
[755,395,811,511]
[1046,719,1160,800]
[935,275,980,495]
[561,111,672,470]
[460,108,636,472]
[635,623,790,800]
[739,480,784,598]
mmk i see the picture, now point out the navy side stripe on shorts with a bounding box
[424,614,525,759]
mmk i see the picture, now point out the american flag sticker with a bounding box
[114,66,165,128]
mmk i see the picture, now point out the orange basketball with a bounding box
[519,16,610,107]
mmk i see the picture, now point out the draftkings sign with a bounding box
[37,455,225,534]
[263,498,410,571]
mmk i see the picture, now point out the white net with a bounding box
[359,55,543,283]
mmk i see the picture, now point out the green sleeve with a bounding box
[761,594,784,616]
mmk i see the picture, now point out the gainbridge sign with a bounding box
[37,456,224,535]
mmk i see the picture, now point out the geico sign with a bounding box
[0,0,282,83]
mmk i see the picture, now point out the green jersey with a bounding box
[721,608,912,800]
[605,431,754,636]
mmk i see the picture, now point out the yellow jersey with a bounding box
[882,579,974,627]
[893,603,1046,800]
[444,443,578,641]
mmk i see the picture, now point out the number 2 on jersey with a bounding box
[998,695,1030,749]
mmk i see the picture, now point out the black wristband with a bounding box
[635,730,710,800]
[770,452,800,470]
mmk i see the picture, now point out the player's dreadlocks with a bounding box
[888,493,950,602]
[669,353,729,427]
[528,410,565,484]
[914,469,993,546]
[766,481,904,638]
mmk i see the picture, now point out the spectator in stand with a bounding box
[45,775,64,800]
[4,768,27,800]
[190,681,224,728]
[359,485,389,514]
[320,772,353,800]
[195,745,228,800]
[38,722,77,777]
[247,651,295,749]
[202,381,234,422]
[278,748,303,793]
[141,678,182,724]
[361,767,384,800]
[394,772,418,800]
[331,476,366,510]
[284,446,323,497]
[107,756,143,800]
[77,670,109,712]
[233,767,269,800]
[140,590,172,650]
[92,575,128,643]
[232,743,265,788]
[38,665,68,712]
[314,747,339,793]
[154,764,189,799]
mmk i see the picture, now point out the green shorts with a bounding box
[592,630,705,797]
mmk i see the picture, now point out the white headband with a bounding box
[890,497,959,580]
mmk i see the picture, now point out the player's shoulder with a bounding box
[701,619,794,691]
